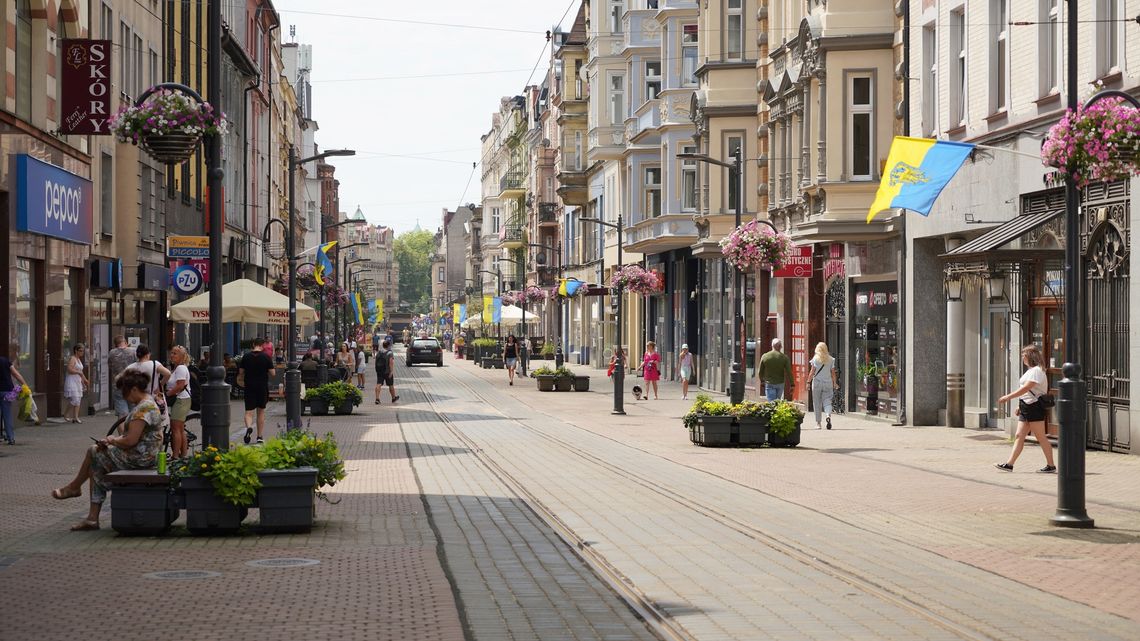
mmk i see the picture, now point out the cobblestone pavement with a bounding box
[0,352,657,641]
[411,353,1140,641]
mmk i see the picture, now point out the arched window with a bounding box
[15,0,33,120]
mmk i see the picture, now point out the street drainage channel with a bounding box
[144,558,320,579]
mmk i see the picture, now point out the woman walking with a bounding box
[677,344,693,400]
[0,347,28,444]
[808,342,839,429]
[63,344,90,423]
[640,341,661,400]
[336,343,355,382]
[354,345,367,389]
[165,346,193,458]
[995,344,1056,473]
[503,335,520,386]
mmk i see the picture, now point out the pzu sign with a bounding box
[15,155,92,244]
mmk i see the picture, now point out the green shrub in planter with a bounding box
[532,366,556,376]
[730,400,769,446]
[173,444,266,508]
[306,381,362,411]
[765,400,803,438]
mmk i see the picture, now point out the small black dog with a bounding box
[632,385,644,401]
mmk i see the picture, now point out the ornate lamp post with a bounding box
[579,216,625,415]
[317,220,360,383]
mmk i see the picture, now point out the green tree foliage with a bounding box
[395,229,435,313]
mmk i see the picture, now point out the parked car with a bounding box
[407,338,444,367]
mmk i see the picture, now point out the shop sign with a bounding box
[773,246,812,278]
[59,39,111,135]
[138,263,168,290]
[824,258,846,282]
[188,259,210,284]
[14,154,93,244]
[166,236,210,258]
[853,282,899,317]
[172,265,203,295]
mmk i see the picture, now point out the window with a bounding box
[1040,0,1060,96]
[990,0,1008,114]
[1097,0,1122,77]
[491,206,501,233]
[726,136,742,211]
[950,9,966,127]
[120,21,132,99]
[645,60,661,100]
[133,34,144,97]
[644,167,662,218]
[140,164,152,242]
[681,145,698,211]
[682,25,699,86]
[923,25,938,136]
[100,154,113,236]
[150,49,159,88]
[609,72,625,124]
[726,0,743,60]
[100,2,113,39]
[15,0,32,120]
[574,131,583,170]
[438,267,445,283]
[848,75,873,180]
[610,0,624,33]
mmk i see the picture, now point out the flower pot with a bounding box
[256,468,318,534]
[736,417,768,447]
[141,131,202,165]
[107,470,179,536]
[309,398,330,415]
[536,375,555,392]
[554,377,573,392]
[334,400,354,415]
[572,375,590,392]
[695,416,734,447]
[767,419,803,448]
[180,475,248,535]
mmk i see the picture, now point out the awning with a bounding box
[170,278,319,325]
[943,209,1065,261]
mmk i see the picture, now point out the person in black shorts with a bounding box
[373,340,399,404]
[238,337,275,444]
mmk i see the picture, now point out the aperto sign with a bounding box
[14,154,93,244]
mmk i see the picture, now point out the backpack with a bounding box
[186,364,203,411]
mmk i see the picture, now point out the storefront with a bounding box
[846,239,900,420]
[645,250,698,383]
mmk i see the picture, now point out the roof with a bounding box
[943,209,1065,259]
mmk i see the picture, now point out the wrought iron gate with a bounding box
[825,277,846,414]
[1083,183,1130,452]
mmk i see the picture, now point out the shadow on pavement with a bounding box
[1030,528,1140,545]
[343,443,471,460]
[818,448,889,455]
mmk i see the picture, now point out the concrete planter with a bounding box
[736,417,768,446]
[256,468,318,533]
[180,475,248,536]
[694,416,734,446]
[108,470,179,536]
[308,398,330,416]
[535,375,555,391]
[767,418,803,448]
[572,375,590,392]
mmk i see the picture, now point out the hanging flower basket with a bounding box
[719,220,793,272]
[609,265,662,296]
[109,88,228,165]
[501,287,546,306]
[1041,97,1140,188]
[500,291,518,306]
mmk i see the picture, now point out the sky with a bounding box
[274,0,579,236]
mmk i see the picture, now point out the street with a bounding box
[1,346,1138,641]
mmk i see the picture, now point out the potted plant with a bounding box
[572,372,590,391]
[720,219,794,272]
[539,342,555,361]
[307,381,362,415]
[553,366,575,392]
[1041,96,1140,188]
[174,445,264,535]
[533,366,556,391]
[684,395,735,446]
[472,337,498,366]
[109,88,228,165]
[730,400,769,446]
[766,400,804,447]
[258,430,346,533]
[304,386,330,415]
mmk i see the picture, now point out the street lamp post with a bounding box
[529,241,563,360]
[317,220,361,383]
[283,146,354,430]
[580,216,625,415]
[341,256,368,344]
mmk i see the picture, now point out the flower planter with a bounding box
[694,416,734,447]
[736,417,768,447]
[482,357,504,369]
[767,419,803,448]
[308,398,330,416]
[108,470,179,536]
[141,131,201,165]
[334,400,354,415]
[535,375,555,392]
[180,475,248,535]
[572,375,590,392]
[256,467,318,534]
[554,377,573,392]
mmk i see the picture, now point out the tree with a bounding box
[395,229,435,314]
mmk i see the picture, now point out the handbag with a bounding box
[1032,389,1056,409]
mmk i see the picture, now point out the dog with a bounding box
[632,385,644,401]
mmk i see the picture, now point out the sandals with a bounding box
[52,487,82,500]
[994,463,1014,472]
[69,519,100,531]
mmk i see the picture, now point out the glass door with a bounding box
[988,310,1009,427]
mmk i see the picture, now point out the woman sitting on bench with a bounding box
[51,369,164,531]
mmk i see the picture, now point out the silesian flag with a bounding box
[482,296,493,323]
[558,278,584,296]
[492,297,502,323]
[354,292,365,324]
[453,303,464,323]
[314,240,337,285]
[866,137,974,222]
[375,299,384,322]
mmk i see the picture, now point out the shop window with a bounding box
[851,282,899,417]
[14,258,37,391]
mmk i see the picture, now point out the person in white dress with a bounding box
[808,342,839,429]
[995,344,1056,473]
[63,344,90,424]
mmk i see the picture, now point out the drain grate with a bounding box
[143,570,221,580]
[245,558,320,568]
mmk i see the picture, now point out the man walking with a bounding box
[238,337,275,444]
[757,338,793,401]
[106,335,136,419]
[373,339,399,405]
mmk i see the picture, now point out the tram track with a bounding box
[402,362,1027,641]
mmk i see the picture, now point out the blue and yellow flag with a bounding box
[314,241,337,285]
[354,292,365,324]
[558,278,583,296]
[375,299,384,322]
[482,296,493,323]
[453,303,463,323]
[492,297,502,323]
[458,304,467,323]
[867,137,974,222]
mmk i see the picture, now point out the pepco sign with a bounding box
[15,154,93,244]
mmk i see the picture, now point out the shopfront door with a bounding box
[46,307,63,417]
[988,310,1009,428]
[1085,225,1130,452]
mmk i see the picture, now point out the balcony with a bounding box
[499,171,525,197]
[538,202,558,227]
[624,214,700,254]
[499,222,525,249]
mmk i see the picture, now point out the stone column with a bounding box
[816,71,827,183]
[945,237,965,427]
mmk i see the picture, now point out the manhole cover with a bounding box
[143,570,221,580]
[246,558,320,568]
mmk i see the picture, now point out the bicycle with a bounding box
[105,411,200,459]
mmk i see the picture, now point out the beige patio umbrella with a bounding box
[170,278,319,325]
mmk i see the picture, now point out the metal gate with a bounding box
[825,277,846,414]
[1083,183,1130,452]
